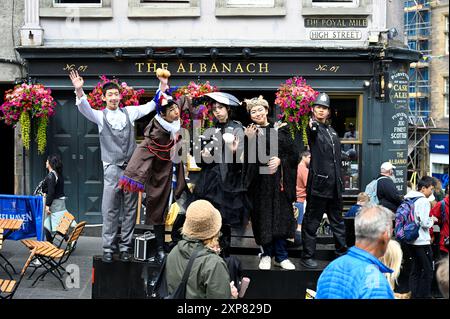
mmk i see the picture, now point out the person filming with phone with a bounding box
[300,92,348,269]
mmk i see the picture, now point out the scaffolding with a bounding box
[404,0,436,178]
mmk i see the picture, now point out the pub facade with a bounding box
[15,0,419,224]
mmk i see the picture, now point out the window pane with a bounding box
[227,0,275,7]
[55,0,101,3]
[140,0,189,2]
[341,145,361,191]
[312,0,354,2]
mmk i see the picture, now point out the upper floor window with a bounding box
[40,0,112,18]
[140,0,190,3]
[215,0,285,16]
[445,15,449,56]
[128,0,200,17]
[226,0,275,7]
[302,0,368,15]
[53,0,102,6]
[312,0,358,6]
[444,77,449,118]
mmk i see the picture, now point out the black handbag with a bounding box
[150,247,202,299]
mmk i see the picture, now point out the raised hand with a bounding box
[158,76,169,93]
[69,70,84,90]
[244,123,258,139]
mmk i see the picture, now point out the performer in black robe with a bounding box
[243,96,298,270]
[193,92,249,230]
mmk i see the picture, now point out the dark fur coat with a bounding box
[245,123,298,246]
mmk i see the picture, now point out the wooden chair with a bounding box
[0,248,36,299]
[49,211,77,248]
[23,212,77,273]
[22,221,86,290]
[0,228,15,279]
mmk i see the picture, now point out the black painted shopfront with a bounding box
[18,47,419,224]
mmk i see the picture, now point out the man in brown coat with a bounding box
[120,94,186,262]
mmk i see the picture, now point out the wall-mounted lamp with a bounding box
[145,48,154,58]
[363,80,371,87]
[387,27,398,40]
[242,48,252,59]
[114,48,123,59]
[210,48,219,59]
[176,48,185,58]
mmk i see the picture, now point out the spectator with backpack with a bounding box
[164,200,238,299]
[403,176,437,299]
[365,162,402,212]
[430,184,449,259]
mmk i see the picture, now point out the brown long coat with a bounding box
[121,118,186,225]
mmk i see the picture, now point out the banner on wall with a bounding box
[0,195,44,241]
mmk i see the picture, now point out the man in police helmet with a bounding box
[300,92,348,269]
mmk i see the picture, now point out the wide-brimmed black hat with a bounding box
[204,92,240,107]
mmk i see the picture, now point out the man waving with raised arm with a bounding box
[70,70,167,263]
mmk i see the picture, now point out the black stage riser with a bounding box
[92,257,322,299]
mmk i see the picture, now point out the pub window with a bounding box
[329,95,363,192]
[40,0,112,17]
[128,0,200,17]
[445,77,449,118]
[215,0,285,16]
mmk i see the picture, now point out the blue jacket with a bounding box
[345,204,362,217]
[316,247,395,299]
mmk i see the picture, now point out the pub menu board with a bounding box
[384,70,409,194]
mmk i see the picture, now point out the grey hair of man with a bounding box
[355,205,394,242]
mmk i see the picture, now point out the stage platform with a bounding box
[91,254,329,299]
[92,219,355,299]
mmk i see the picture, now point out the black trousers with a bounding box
[408,244,434,299]
[301,194,347,259]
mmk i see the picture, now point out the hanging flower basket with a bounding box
[275,77,318,145]
[87,75,145,110]
[0,83,57,154]
[173,81,218,129]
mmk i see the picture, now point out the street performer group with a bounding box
[69,68,347,271]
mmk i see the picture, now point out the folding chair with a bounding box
[23,212,77,272]
[48,211,76,248]
[22,221,86,290]
[0,248,36,299]
[0,229,15,279]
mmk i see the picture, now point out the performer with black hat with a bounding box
[300,92,348,269]
[193,92,248,255]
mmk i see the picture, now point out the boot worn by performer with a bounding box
[102,252,113,263]
[300,258,318,269]
[119,250,131,262]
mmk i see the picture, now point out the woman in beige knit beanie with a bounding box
[165,200,238,298]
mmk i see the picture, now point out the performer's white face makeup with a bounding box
[212,103,229,123]
[249,105,269,126]
[313,105,330,123]
[102,88,121,110]
[162,104,180,123]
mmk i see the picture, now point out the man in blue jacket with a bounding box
[316,205,395,299]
